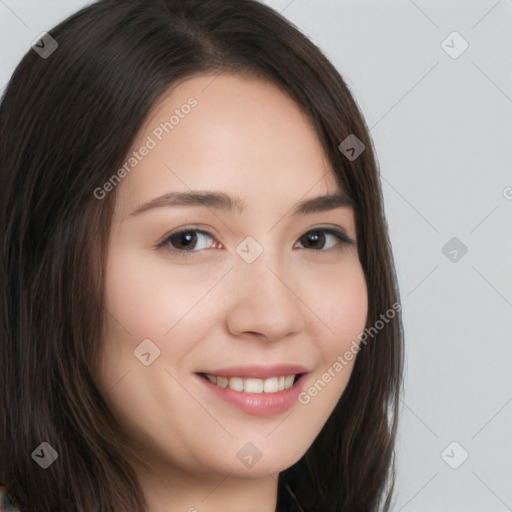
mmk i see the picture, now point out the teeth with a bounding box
[263,377,278,393]
[244,378,263,393]
[217,376,228,388]
[284,375,295,388]
[229,377,244,392]
[203,373,298,393]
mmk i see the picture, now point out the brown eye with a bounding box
[299,230,327,249]
[160,230,217,252]
[296,228,354,250]
[169,231,198,250]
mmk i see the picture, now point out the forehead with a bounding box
[114,73,341,216]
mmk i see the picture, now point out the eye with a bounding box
[157,226,354,258]
[295,228,354,251]
[158,229,220,254]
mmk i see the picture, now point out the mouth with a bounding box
[197,372,304,394]
[194,365,309,416]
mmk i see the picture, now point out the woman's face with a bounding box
[95,73,367,482]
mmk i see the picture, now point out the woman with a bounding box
[0,0,403,510]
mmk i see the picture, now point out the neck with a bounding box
[138,464,279,512]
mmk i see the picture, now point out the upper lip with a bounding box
[197,364,309,379]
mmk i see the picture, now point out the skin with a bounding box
[93,73,368,512]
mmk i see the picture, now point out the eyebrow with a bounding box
[129,190,354,217]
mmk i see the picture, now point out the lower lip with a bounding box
[197,374,307,416]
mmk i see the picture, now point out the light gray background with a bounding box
[1,1,511,510]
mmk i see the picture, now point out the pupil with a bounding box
[306,231,324,248]
[175,231,196,249]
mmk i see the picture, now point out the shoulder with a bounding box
[0,485,20,512]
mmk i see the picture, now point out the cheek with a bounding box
[293,261,367,434]
[97,247,229,392]
[303,258,367,388]
[102,246,224,339]
[307,257,368,350]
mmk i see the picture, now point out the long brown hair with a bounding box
[0,0,403,510]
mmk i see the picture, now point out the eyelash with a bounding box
[157,226,355,258]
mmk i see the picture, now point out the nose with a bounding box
[224,252,307,342]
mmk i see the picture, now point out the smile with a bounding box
[196,366,308,416]
[199,373,300,394]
